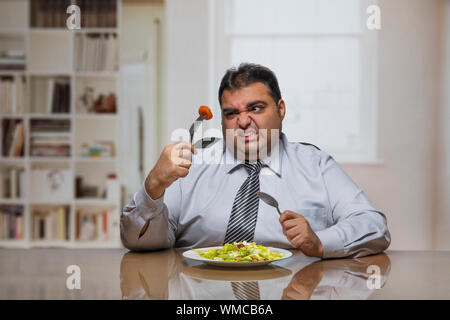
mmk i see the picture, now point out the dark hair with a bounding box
[218,63,282,107]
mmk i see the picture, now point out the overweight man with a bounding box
[120,63,391,258]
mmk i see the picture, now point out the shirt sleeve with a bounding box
[120,180,180,251]
[315,155,391,259]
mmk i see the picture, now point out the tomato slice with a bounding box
[198,105,213,120]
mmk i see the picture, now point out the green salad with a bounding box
[194,241,284,262]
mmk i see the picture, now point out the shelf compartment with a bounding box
[74,204,119,243]
[0,0,28,30]
[74,117,116,158]
[1,118,26,158]
[74,33,119,72]
[0,204,25,240]
[29,76,71,114]
[29,161,73,203]
[0,163,26,199]
[75,75,117,114]
[30,204,70,241]
[28,32,72,73]
[29,0,71,28]
[30,0,117,29]
[75,162,117,201]
[0,33,26,71]
[77,0,118,29]
[29,118,71,157]
[0,75,27,114]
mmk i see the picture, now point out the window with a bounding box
[214,0,378,162]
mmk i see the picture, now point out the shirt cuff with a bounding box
[133,183,165,217]
[316,227,345,259]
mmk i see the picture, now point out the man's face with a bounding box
[220,82,286,160]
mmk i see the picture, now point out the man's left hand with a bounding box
[279,210,324,258]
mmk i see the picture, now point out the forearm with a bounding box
[319,157,391,259]
[316,209,390,259]
[120,185,176,251]
[145,170,166,200]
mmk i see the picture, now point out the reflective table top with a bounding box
[1,248,449,299]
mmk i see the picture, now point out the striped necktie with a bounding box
[231,281,261,300]
[223,160,263,244]
[224,160,263,300]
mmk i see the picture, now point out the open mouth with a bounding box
[236,129,259,142]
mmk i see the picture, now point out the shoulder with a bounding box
[281,134,335,169]
[297,142,321,151]
[282,135,327,159]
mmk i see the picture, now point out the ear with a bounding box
[278,99,286,121]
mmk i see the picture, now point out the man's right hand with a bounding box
[145,141,197,199]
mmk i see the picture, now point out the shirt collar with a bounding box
[221,133,286,177]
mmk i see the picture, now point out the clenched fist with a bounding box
[279,210,324,258]
[145,141,197,199]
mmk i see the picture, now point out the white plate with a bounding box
[182,246,292,268]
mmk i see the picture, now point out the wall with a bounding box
[121,0,165,201]
[164,0,211,147]
[342,0,445,250]
[435,0,450,250]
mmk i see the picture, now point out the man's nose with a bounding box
[237,111,252,128]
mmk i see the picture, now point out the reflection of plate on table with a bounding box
[182,263,292,282]
[182,246,293,268]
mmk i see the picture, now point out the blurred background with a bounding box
[0,0,448,251]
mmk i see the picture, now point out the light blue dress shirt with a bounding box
[120,133,390,258]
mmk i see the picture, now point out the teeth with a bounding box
[235,130,257,137]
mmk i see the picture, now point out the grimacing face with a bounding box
[220,82,286,160]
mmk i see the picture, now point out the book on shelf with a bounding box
[30,0,117,28]
[30,145,71,157]
[0,76,26,114]
[75,208,119,242]
[32,205,69,241]
[1,119,25,157]
[0,205,24,240]
[75,33,119,72]
[0,167,26,199]
[30,0,73,28]
[0,49,26,71]
[30,119,71,157]
[79,0,118,28]
[30,118,70,131]
[31,77,70,114]
[50,78,70,113]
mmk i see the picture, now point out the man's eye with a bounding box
[250,106,262,112]
[224,111,237,117]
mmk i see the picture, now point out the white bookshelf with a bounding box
[0,0,122,249]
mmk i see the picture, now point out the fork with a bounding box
[189,115,205,143]
[257,191,282,215]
